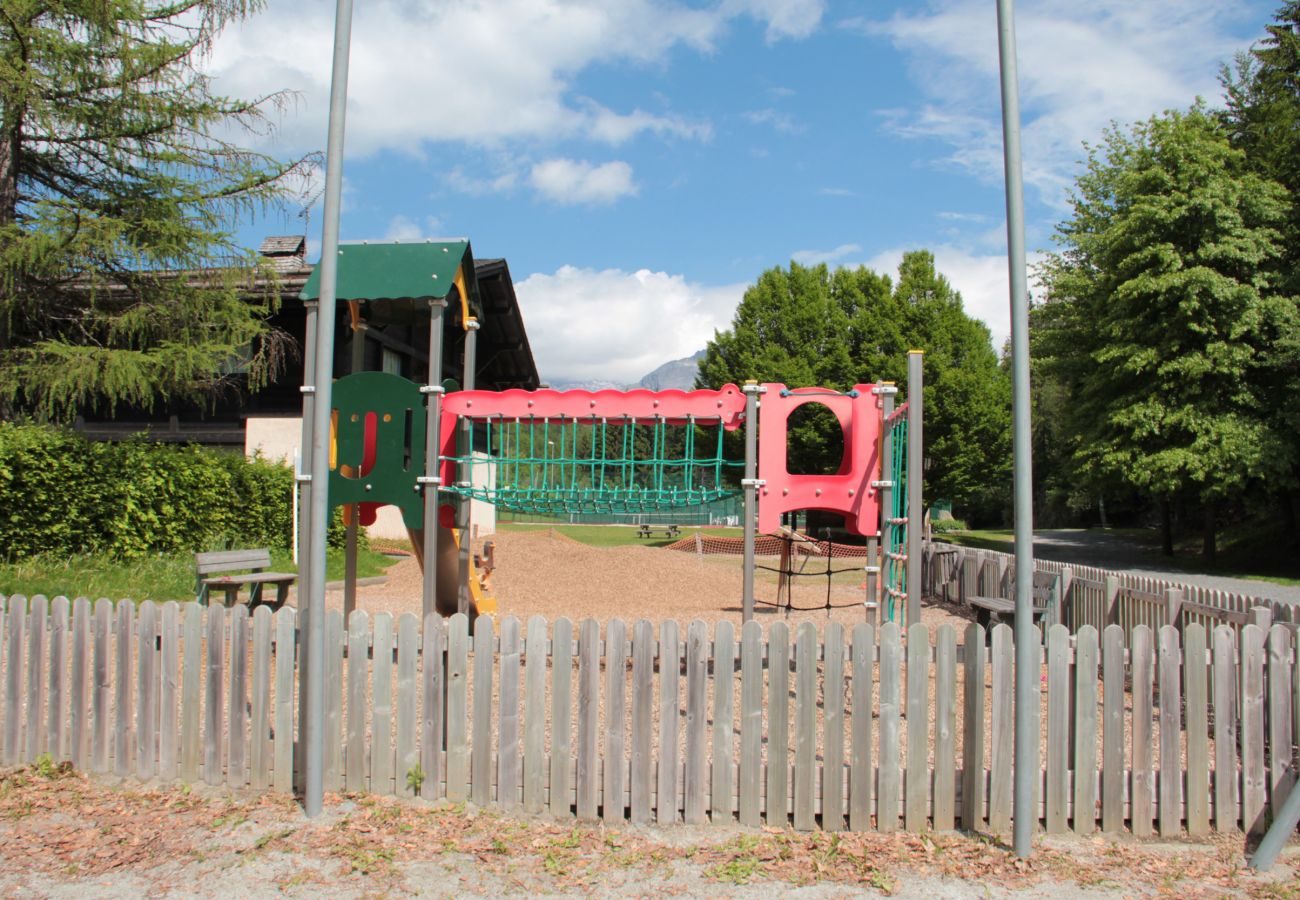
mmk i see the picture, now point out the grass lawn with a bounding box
[497,522,743,548]
[0,546,398,603]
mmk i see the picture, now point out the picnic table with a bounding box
[637,524,681,539]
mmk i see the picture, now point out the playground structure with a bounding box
[302,241,923,626]
[299,243,920,626]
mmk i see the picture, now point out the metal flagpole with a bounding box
[994,0,1036,858]
[302,0,355,818]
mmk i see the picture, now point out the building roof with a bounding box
[298,239,471,303]
[258,235,308,273]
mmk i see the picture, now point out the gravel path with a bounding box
[1029,529,1300,605]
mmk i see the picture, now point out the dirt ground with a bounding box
[0,763,1296,898]
[312,528,974,636]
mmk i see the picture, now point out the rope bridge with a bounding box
[439,386,749,517]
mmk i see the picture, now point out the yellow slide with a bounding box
[406,526,497,619]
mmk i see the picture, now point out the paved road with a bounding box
[1028,529,1300,605]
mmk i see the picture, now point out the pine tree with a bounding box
[0,0,314,419]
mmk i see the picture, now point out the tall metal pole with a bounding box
[294,299,318,794]
[741,381,762,623]
[906,351,923,629]
[457,318,479,615]
[995,0,1036,858]
[420,299,447,621]
[302,0,355,819]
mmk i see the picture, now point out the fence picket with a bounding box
[1072,626,1098,834]
[324,609,345,792]
[1131,625,1153,837]
[824,622,846,832]
[3,598,25,765]
[793,622,817,831]
[878,622,901,833]
[158,602,179,782]
[373,613,395,797]
[249,606,271,790]
[48,597,69,761]
[274,609,296,795]
[497,616,520,809]
[203,604,224,785]
[961,624,985,831]
[396,614,419,800]
[630,619,655,823]
[577,618,599,820]
[550,617,573,818]
[524,616,548,813]
[227,605,248,788]
[1046,623,1069,833]
[27,596,48,765]
[471,614,494,807]
[766,621,790,827]
[180,602,201,782]
[346,610,369,794]
[1267,625,1293,821]
[1158,626,1181,836]
[712,620,736,825]
[850,623,875,832]
[905,622,929,831]
[1183,624,1208,836]
[989,624,1013,834]
[1240,624,1266,835]
[684,619,709,825]
[1101,625,1124,833]
[421,614,445,802]
[740,620,764,828]
[446,613,470,803]
[136,601,158,780]
[71,599,90,770]
[1212,626,1237,832]
[603,618,627,822]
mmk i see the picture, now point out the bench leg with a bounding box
[273,582,290,611]
[222,586,239,607]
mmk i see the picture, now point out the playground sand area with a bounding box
[312,528,974,634]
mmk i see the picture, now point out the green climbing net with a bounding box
[441,416,743,515]
[883,411,908,622]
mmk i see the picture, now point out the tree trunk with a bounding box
[1160,499,1173,556]
[1202,501,1217,565]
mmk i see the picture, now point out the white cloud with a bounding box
[529,159,638,205]
[515,266,746,383]
[207,0,817,158]
[382,214,444,241]
[864,245,1046,352]
[743,108,804,134]
[791,243,862,265]
[856,1,1261,208]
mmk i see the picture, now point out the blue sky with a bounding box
[209,0,1276,385]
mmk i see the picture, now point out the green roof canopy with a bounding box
[299,239,471,302]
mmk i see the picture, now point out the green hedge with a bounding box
[0,423,346,560]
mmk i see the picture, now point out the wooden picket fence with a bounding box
[1,593,1298,837]
[926,542,1293,645]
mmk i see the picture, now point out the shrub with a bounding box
[0,423,352,560]
[930,516,968,534]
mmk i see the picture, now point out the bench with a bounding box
[195,549,296,610]
[637,524,681,539]
[968,570,1062,631]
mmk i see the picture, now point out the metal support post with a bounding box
[302,0,355,819]
[343,319,366,620]
[421,300,447,622]
[906,351,923,629]
[1250,780,1300,871]
[294,300,318,795]
[457,318,479,616]
[741,382,763,623]
[995,0,1037,858]
[878,384,895,622]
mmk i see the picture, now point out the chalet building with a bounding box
[74,236,540,454]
